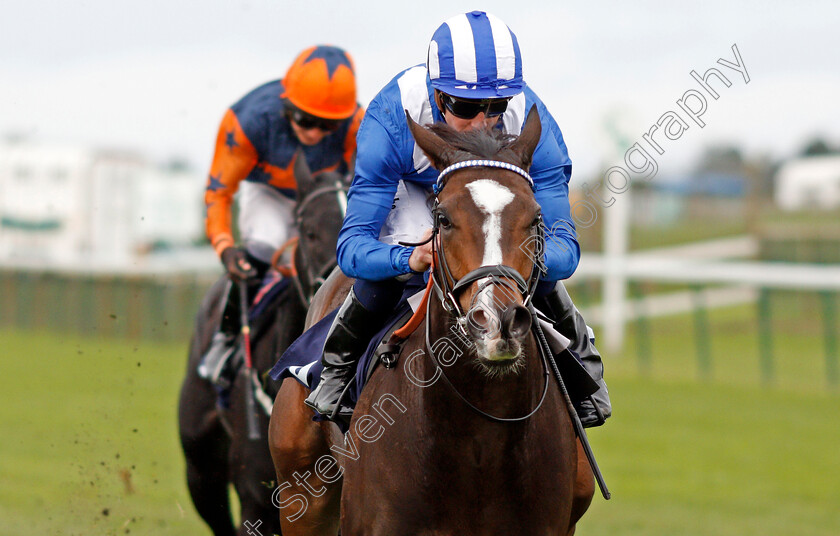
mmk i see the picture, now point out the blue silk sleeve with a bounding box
[336,100,415,280]
[530,103,580,281]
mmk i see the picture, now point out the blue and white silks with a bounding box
[336,64,580,283]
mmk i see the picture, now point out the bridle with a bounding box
[427,159,543,326]
[405,161,613,498]
[275,179,348,308]
[408,159,550,423]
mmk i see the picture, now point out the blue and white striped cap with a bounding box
[426,11,524,99]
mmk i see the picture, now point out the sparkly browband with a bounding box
[434,159,534,194]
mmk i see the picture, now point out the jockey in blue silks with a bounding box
[306,11,611,427]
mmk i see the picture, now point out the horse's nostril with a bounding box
[502,305,532,340]
[467,307,496,338]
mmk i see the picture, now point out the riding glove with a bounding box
[221,247,258,281]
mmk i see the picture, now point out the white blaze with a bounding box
[466,179,514,265]
[466,179,520,364]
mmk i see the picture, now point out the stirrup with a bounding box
[328,378,357,424]
[198,334,238,387]
[304,375,355,418]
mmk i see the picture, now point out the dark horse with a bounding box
[268,109,594,535]
[178,154,348,536]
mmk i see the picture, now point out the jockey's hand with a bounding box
[221,247,258,281]
[408,229,434,273]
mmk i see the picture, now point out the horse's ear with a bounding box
[405,110,456,170]
[508,105,542,170]
[293,149,315,194]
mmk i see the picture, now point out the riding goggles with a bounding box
[439,93,511,119]
[287,108,342,132]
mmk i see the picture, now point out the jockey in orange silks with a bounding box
[199,45,364,386]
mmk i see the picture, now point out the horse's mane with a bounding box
[427,123,518,161]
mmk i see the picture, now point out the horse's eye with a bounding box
[306,230,318,240]
[531,214,542,228]
[438,214,452,229]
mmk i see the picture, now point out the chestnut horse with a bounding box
[269,108,594,535]
[178,154,348,536]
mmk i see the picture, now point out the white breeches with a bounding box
[378,180,435,246]
[238,181,297,264]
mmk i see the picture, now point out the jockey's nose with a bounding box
[466,112,494,131]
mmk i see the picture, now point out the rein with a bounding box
[406,160,550,423]
[423,254,550,423]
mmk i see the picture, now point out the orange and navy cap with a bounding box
[281,45,357,120]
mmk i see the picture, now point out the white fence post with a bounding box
[602,186,630,353]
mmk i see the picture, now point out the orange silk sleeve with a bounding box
[205,109,259,256]
[343,106,365,170]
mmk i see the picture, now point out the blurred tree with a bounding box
[799,137,836,157]
[165,157,192,173]
[694,145,745,174]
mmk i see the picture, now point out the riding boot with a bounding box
[538,281,611,428]
[305,287,385,418]
[198,280,241,389]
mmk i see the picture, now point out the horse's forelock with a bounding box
[426,123,520,165]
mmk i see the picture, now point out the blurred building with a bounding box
[631,172,747,226]
[0,141,206,268]
[774,155,840,211]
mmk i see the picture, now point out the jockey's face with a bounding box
[436,91,507,132]
[290,120,330,145]
[287,106,342,146]
[445,112,500,133]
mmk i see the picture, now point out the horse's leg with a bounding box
[269,379,342,536]
[567,438,595,536]
[228,372,284,536]
[178,335,236,536]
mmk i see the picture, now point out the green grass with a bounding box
[757,207,840,229]
[608,291,840,393]
[1,320,839,535]
[629,220,749,252]
[0,330,204,535]
[578,218,748,253]
[581,378,840,536]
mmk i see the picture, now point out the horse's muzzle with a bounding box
[502,304,532,340]
[466,303,532,364]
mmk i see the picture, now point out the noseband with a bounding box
[427,160,543,328]
[403,159,549,423]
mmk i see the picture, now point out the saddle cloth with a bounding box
[267,276,599,422]
[249,272,291,323]
[268,278,425,417]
